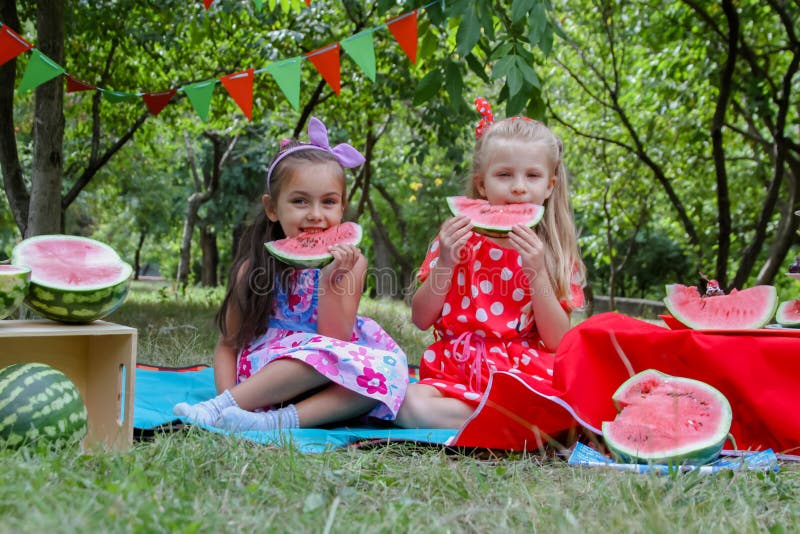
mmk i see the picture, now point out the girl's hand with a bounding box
[320,244,363,291]
[437,216,473,269]
[508,224,547,278]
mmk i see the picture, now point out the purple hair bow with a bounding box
[266,117,365,193]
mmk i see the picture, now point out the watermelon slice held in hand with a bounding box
[446,196,544,237]
[662,283,777,330]
[11,235,132,324]
[602,369,732,465]
[265,222,363,268]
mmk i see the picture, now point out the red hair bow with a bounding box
[474,97,494,138]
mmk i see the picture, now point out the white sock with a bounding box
[173,390,238,426]
[218,404,300,432]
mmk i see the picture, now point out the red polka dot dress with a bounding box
[416,232,584,407]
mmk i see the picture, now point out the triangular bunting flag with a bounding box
[387,10,418,64]
[0,24,33,67]
[220,68,255,121]
[203,0,214,9]
[304,0,311,5]
[307,43,341,96]
[66,75,95,93]
[142,89,177,116]
[16,49,66,94]
[253,0,264,11]
[102,90,136,103]
[266,58,302,111]
[183,80,216,122]
[341,30,376,82]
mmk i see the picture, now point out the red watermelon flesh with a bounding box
[776,299,800,327]
[663,284,777,330]
[265,222,362,268]
[602,369,732,465]
[17,237,129,289]
[446,196,544,236]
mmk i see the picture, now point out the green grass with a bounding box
[2,281,799,532]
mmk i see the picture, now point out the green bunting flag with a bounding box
[266,58,302,111]
[102,90,136,103]
[16,49,65,94]
[183,80,216,122]
[253,0,264,11]
[341,30,376,82]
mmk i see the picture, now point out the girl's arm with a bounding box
[213,262,248,393]
[317,244,367,340]
[508,224,571,350]
[213,337,238,394]
[411,216,473,330]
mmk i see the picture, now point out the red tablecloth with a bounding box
[452,312,800,453]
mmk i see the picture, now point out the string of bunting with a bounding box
[203,0,312,11]
[0,2,431,121]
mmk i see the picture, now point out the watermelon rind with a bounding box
[446,196,545,234]
[265,222,363,268]
[602,369,732,465]
[0,265,31,319]
[0,362,88,448]
[776,299,800,327]
[663,284,777,330]
[11,235,133,324]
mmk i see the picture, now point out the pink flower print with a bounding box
[308,336,324,343]
[330,340,350,348]
[305,351,340,376]
[349,346,375,365]
[357,367,388,395]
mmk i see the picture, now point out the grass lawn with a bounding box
[1,281,798,532]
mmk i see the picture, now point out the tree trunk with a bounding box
[200,224,219,287]
[177,195,200,287]
[0,1,28,237]
[133,230,146,280]
[27,0,65,236]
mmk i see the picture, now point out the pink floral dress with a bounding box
[236,268,408,420]
[416,233,584,407]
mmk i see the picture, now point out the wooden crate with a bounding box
[0,320,137,451]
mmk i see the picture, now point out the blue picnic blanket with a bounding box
[133,365,455,453]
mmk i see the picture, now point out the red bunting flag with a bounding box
[66,75,95,93]
[220,68,254,120]
[142,89,177,116]
[203,0,214,9]
[0,24,33,67]
[307,43,341,96]
[387,10,418,64]
[304,0,311,5]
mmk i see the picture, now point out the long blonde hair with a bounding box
[468,118,585,307]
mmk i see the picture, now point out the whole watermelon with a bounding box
[0,363,88,448]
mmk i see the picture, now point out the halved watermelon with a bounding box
[0,265,31,319]
[663,284,777,330]
[776,299,800,327]
[265,222,363,268]
[602,369,732,465]
[11,235,132,324]
[446,196,544,236]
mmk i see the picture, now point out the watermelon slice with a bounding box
[265,222,363,268]
[663,284,777,330]
[602,369,732,465]
[446,196,544,236]
[11,235,133,324]
[0,265,31,319]
[776,299,800,327]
